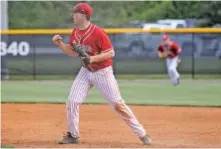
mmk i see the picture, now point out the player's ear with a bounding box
[86,15,90,21]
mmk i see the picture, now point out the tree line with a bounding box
[8,1,221,29]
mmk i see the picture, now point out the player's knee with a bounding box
[66,98,72,107]
[67,95,72,102]
[66,99,79,111]
[168,67,175,74]
[66,99,71,112]
[67,94,81,104]
[67,97,79,104]
[113,100,132,119]
[168,67,173,72]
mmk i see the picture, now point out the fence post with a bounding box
[191,33,195,79]
[32,36,36,80]
[112,34,117,77]
[113,57,116,77]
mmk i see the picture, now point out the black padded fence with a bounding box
[1,33,221,79]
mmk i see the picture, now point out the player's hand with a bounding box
[164,50,170,56]
[167,50,174,55]
[90,56,94,63]
[158,52,167,58]
[52,35,63,46]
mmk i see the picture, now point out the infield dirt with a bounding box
[2,104,221,148]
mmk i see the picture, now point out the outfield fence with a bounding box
[1,28,221,79]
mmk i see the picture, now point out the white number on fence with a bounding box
[0,41,30,56]
[18,41,30,56]
[7,42,18,56]
[0,42,7,56]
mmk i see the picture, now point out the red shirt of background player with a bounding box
[157,35,181,58]
[69,23,112,71]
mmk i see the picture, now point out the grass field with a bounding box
[2,78,221,148]
[1,145,14,148]
[1,79,221,107]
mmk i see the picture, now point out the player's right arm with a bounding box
[52,35,77,57]
[157,45,167,58]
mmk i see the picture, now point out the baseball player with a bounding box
[52,3,152,145]
[157,35,181,85]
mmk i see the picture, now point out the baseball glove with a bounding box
[71,42,91,68]
[158,51,167,59]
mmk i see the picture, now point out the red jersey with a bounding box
[157,42,181,58]
[69,23,113,71]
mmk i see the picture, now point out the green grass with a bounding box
[1,80,221,107]
[1,145,14,148]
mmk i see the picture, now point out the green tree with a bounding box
[197,1,221,27]
[8,1,76,29]
[7,1,221,29]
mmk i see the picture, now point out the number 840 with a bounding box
[0,41,30,56]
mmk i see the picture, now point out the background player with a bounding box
[157,35,181,85]
[52,3,151,145]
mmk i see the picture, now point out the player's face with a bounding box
[162,39,170,48]
[72,12,85,25]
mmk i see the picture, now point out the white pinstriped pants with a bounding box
[166,56,180,84]
[66,66,146,138]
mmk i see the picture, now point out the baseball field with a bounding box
[1,78,221,148]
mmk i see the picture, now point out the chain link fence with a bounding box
[1,30,221,80]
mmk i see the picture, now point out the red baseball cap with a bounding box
[73,3,93,17]
[163,34,170,40]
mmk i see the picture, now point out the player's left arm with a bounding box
[90,30,115,63]
[173,43,182,55]
[157,45,167,58]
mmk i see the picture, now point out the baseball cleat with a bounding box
[58,132,79,144]
[177,78,180,84]
[140,135,152,145]
[175,78,180,86]
[173,78,180,86]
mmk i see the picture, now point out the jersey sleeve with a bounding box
[97,29,113,52]
[157,45,163,52]
[171,43,181,54]
[69,28,75,46]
